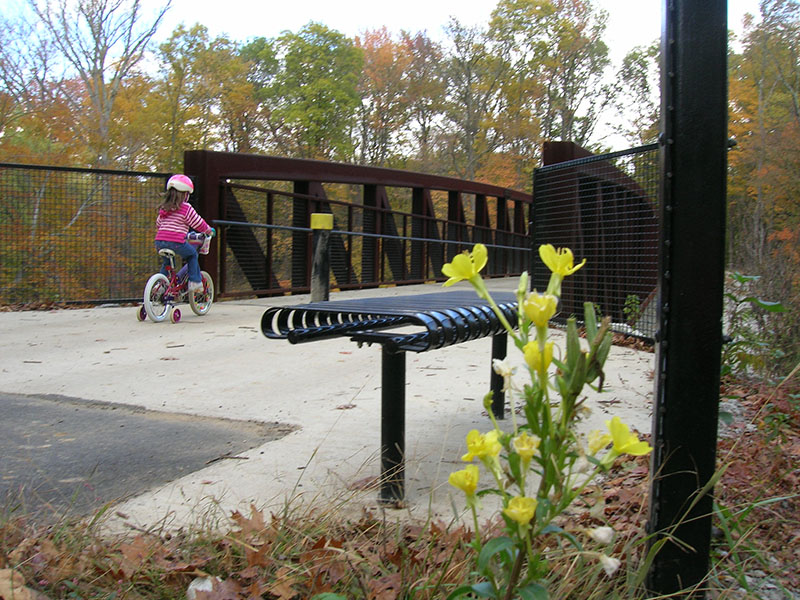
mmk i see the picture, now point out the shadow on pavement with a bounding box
[1,393,296,522]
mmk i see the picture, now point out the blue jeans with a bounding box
[155,240,201,283]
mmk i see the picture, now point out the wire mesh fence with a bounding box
[0,163,169,304]
[2,145,660,318]
[532,144,660,339]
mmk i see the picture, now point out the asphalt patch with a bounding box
[0,393,297,521]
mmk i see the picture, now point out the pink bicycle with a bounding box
[137,231,215,323]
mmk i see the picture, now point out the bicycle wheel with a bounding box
[143,273,170,322]
[189,271,214,316]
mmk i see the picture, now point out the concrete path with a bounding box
[0,280,655,533]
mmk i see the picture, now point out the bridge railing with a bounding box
[1,145,657,318]
[185,150,532,299]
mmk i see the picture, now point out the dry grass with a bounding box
[1,373,798,599]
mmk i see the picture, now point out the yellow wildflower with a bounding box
[442,244,488,287]
[588,430,613,455]
[503,496,538,527]
[522,291,558,328]
[461,429,502,462]
[539,244,586,277]
[523,340,554,375]
[512,432,541,462]
[448,464,480,497]
[606,416,652,456]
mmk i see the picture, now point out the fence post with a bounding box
[310,213,332,302]
[646,0,727,595]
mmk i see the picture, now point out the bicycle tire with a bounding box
[189,271,214,316]
[143,273,170,322]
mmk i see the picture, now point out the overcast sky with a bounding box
[144,0,761,63]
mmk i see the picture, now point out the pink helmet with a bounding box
[167,174,194,193]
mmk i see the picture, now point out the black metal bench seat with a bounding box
[261,290,518,503]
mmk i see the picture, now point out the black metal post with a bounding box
[490,332,507,419]
[310,213,332,302]
[646,0,727,595]
[380,347,405,503]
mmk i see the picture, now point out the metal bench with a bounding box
[260,290,518,503]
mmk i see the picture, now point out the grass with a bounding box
[1,372,798,599]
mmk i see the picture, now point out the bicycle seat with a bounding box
[158,249,177,259]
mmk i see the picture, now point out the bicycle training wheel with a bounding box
[143,273,170,322]
[189,271,214,316]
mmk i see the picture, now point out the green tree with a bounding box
[239,36,280,154]
[611,42,660,146]
[264,22,362,160]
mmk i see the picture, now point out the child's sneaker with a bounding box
[188,281,203,293]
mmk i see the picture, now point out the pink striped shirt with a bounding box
[155,202,211,243]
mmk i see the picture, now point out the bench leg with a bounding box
[490,332,507,419]
[380,347,405,503]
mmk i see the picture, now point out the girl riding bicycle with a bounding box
[155,174,213,293]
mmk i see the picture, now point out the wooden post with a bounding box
[310,213,332,302]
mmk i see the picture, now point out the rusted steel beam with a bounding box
[185,150,529,201]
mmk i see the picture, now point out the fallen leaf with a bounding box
[0,568,50,600]
[194,577,242,600]
[231,504,266,537]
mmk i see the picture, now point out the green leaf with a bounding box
[583,302,598,340]
[718,411,734,425]
[541,524,583,551]
[731,272,759,283]
[312,594,348,600]
[477,488,506,498]
[566,317,580,373]
[471,581,498,598]
[741,297,787,312]
[477,536,515,573]
[446,584,482,600]
[508,450,522,481]
[518,582,549,600]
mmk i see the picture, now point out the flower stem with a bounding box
[503,540,526,600]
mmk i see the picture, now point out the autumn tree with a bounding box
[401,31,447,170]
[0,11,81,164]
[354,28,412,167]
[729,0,800,267]
[25,0,170,167]
[489,0,612,147]
[728,0,800,373]
[439,18,510,181]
